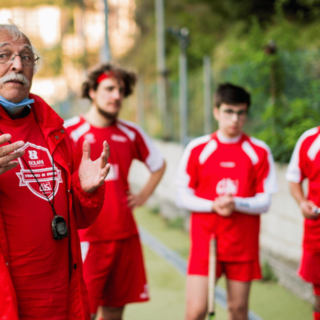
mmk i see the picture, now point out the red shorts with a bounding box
[81,235,149,313]
[188,227,261,281]
[188,257,261,281]
[299,249,320,295]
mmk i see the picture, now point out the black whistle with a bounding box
[51,215,68,240]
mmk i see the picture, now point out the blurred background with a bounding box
[2,1,320,319]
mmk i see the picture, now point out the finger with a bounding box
[82,140,91,161]
[0,140,24,157]
[100,141,109,169]
[0,134,12,146]
[0,149,25,166]
[0,161,19,174]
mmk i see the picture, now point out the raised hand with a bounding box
[0,134,25,175]
[78,140,110,193]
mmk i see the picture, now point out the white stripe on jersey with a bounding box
[250,137,278,194]
[175,135,213,212]
[64,116,81,128]
[116,123,136,141]
[118,119,164,172]
[307,132,320,161]
[199,139,217,165]
[241,141,259,165]
[70,122,91,143]
[286,127,319,183]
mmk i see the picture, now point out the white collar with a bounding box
[217,130,242,144]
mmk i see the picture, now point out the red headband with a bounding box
[96,72,114,84]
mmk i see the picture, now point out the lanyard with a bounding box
[0,128,68,240]
[0,128,57,216]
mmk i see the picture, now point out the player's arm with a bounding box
[127,161,166,209]
[175,142,231,216]
[289,181,318,219]
[286,130,319,219]
[232,193,271,215]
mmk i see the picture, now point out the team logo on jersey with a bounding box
[220,161,236,168]
[111,134,127,142]
[84,133,96,143]
[216,178,239,195]
[16,142,63,201]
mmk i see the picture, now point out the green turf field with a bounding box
[125,207,314,320]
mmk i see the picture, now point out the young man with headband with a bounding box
[287,128,320,320]
[65,63,166,320]
[175,83,278,320]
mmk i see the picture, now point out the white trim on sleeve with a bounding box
[118,119,164,172]
[286,127,318,183]
[250,137,278,194]
[234,193,271,214]
[175,135,213,212]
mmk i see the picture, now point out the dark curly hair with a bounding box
[81,63,137,100]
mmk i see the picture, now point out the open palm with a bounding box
[78,140,110,193]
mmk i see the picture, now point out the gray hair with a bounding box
[0,21,42,73]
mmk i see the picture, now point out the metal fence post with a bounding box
[155,0,168,138]
[137,76,145,130]
[179,50,188,145]
[203,56,212,135]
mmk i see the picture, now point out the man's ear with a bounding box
[213,107,219,121]
[89,88,96,101]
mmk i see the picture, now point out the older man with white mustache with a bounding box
[0,23,110,320]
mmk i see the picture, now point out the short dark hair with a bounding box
[214,83,251,108]
[81,63,137,100]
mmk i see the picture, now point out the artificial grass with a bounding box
[125,207,313,320]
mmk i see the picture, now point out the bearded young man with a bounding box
[175,83,278,320]
[65,63,166,320]
[0,23,110,320]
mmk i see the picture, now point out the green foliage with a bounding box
[258,98,320,162]
[165,217,185,230]
[122,0,320,161]
[261,260,278,282]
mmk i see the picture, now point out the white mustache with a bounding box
[0,73,30,87]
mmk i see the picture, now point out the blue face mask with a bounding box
[0,95,34,115]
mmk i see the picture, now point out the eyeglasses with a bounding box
[0,50,40,67]
[221,109,247,119]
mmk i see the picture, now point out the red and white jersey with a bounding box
[176,131,278,261]
[0,107,69,319]
[65,116,164,241]
[286,126,320,253]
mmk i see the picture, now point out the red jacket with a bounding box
[0,94,105,320]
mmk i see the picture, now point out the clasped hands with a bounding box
[212,193,235,217]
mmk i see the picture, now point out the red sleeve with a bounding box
[0,252,19,320]
[71,172,105,229]
[133,128,164,172]
[253,147,278,194]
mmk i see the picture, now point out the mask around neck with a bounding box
[0,95,34,115]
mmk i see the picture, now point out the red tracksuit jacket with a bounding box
[0,94,105,320]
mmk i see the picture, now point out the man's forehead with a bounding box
[220,103,247,109]
[99,77,124,88]
[0,31,31,48]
